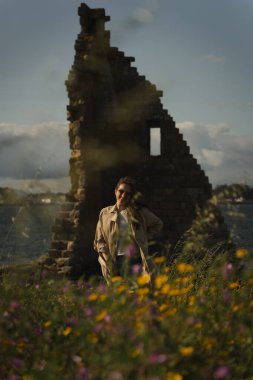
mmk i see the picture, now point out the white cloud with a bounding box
[204,54,225,63]
[0,121,69,181]
[131,8,154,24]
[201,148,225,167]
[177,121,253,186]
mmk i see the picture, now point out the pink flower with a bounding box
[108,372,123,380]
[223,289,231,303]
[222,263,234,279]
[12,358,23,369]
[213,365,231,379]
[10,300,20,311]
[126,244,136,258]
[132,264,141,275]
[75,367,88,380]
[94,323,103,333]
[148,353,167,364]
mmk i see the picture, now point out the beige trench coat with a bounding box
[94,204,163,283]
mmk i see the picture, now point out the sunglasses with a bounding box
[117,189,132,196]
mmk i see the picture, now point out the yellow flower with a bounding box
[228,282,240,289]
[248,278,253,285]
[160,284,171,295]
[43,321,52,328]
[175,276,191,284]
[99,294,108,302]
[111,276,123,283]
[180,346,194,356]
[136,287,149,296]
[168,288,181,296]
[236,248,248,258]
[155,274,169,289]
[166,372,183,380]
[188,296,196,306]
[136,306,148,317]
[117,284,128,294]
[87,333,98,344]
[203,337,217,350]
[249,300,253,307]
[232,304,243,312]
[96,310,107,322]
[88,293,98,301]
[22,376,31,380]
[177,263,194,273]
[135,320,145,333]
[63,326,72,336]
[153,256,166,264]
[159,304,169,312]
[165,307,177,316]
[209,286,217,294]
[178,284,194,295]
[137,273,151,286]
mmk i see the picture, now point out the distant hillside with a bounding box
[213,184,253,202]
[0,187,66,205]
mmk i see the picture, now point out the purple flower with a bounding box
[94,323,103,333]
[19,337,29,344]
[222,263,234,279]
[213,365,231,379]
[223,289,231,303]
[132,264,141,275]
[10,300,20,311]
[66,317,78,327]
[148,353,167,364]
[76,279,86,289]
[84,307,94,318]
[126,244,136,258]
[75,367,88,380]
[33,327,42,335]
[12,358,23,369]
[6,376,20,380]
[104,314,112,323]
[97,283,107,293]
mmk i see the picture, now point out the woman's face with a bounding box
[115,183,133,208]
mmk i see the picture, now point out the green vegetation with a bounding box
[0,187,66,205]
[213,184,253,202]
[1,246,253,380]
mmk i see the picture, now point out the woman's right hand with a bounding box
[99,252,108,265]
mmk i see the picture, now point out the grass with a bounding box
[1,245,253,380]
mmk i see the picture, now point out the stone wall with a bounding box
[47,3,229,278]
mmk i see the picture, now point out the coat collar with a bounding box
[109,204,118,222]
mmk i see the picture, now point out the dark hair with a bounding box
[115,177,147,211]
[115,176,136,194]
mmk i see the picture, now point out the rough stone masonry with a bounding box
[47,3,229,278]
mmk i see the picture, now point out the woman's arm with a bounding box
[94,210,109,255]
[141,208,163,240]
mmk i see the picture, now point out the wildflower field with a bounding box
[1,246,253,380]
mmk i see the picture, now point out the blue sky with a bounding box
[0,0,253,192]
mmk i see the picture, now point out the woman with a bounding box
[94,177,163,284]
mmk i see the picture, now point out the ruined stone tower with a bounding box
[48,3,228,278]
